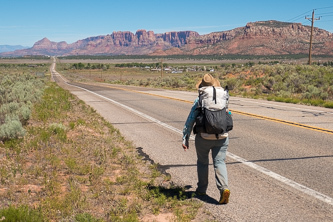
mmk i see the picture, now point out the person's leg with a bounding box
[195,134,212,194]
[211,137,229,192]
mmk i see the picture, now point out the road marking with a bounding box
[231,109,333,135]
[227,153,333,206]
[52,68,333,206]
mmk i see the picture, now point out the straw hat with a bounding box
[196,73,221,89]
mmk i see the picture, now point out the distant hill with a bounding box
[0,45,29,53]
[1,20,333,57]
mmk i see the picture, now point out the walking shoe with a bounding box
[219,189,230,204]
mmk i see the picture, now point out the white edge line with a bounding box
[227,153,333,206]
[52,68,333,207]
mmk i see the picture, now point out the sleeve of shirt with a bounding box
[182,98,200,140]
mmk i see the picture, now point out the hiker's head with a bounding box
[196,73,221,89]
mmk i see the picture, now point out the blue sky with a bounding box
[1,0,333,47]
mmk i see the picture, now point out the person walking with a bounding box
[182,73,231,204]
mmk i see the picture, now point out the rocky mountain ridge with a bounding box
[2,20,333,57]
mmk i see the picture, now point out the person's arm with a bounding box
[182,98,200,150]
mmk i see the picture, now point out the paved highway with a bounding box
[51,62,333,221]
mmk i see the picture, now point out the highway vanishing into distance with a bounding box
[51,61,333,221]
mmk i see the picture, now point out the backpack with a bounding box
[194,86,233,136]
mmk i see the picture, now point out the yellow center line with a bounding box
[80,82,333,135]
[230,110,333,135]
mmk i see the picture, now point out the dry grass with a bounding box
[0,80,213,221]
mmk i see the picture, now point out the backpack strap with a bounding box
[212,86,217,104]
[225,85,229,110]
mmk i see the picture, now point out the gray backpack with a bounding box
[194,86,232,136]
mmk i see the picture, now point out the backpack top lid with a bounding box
[198,86,227,111]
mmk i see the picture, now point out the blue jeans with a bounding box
[195,134,229,193]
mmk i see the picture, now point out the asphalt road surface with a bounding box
[51,62,333,221]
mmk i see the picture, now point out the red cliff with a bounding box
[2,21,333,57]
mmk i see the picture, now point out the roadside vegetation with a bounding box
[0,64,48,141]
[57,60,333,108]
[0,64,212,221]
[221,62,333,108]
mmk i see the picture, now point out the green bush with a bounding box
[0,205,44,222]
[75,213,103,222]
[324,101,333,108]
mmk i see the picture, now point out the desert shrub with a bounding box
[263,76,275,91]
[0,74,45,141]
[48,123,67,142]
[182,74,197,87]
[48,123,67,134]
[287,73,305,93]
[0,116,25,141]
[165,77,186,88]
[320,92,329,100]
[18,104,32,123]
[277,90,291,98]
[302,85,321,99]
[224,78,240,91]
[0,102,32,125]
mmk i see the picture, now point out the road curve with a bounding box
[51,62,333,221]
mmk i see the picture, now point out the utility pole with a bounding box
[305,10,320,65]
[161,59,163,78]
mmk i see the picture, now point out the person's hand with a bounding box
[182,136,189,151]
